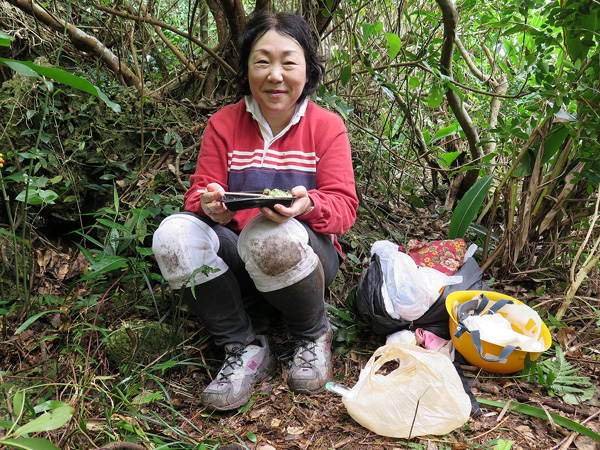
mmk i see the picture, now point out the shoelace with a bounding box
[291,339,318,367]
[216,347,245,382]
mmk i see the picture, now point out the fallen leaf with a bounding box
[574,435,598,450]
[477,382,500,395]
[556,327,576,347]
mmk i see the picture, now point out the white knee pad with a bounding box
[238,215,319,292]
[152,214,229,289]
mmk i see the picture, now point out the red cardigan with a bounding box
[184,98,358,253]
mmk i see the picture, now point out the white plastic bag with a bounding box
[371,240,462,321]
[386,329,417,345]
[342,343,472,438]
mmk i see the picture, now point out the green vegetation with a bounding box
[0,0,599,448]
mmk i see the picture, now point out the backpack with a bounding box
[356,255,486,339]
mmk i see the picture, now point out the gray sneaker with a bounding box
[287,326,333,394]
[200,335,275,411]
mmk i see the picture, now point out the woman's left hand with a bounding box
[260,185,313,224]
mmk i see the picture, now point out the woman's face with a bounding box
[248,29,308,129]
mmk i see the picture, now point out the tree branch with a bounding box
[455,38,508,156]
[136,2,203,82]
[455,38,486,82]
[5,0,150,96]
[96,4,236,77]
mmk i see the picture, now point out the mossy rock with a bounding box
[106,320,181,368]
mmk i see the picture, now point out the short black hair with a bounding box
[235,11,325,102]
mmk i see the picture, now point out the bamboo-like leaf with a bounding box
[478,398,600,443]
[87,255,128,274]
[0,438,62,450]
[15,310,61,334]
[449,174,494,239]
[0,229,31,248]
[0,58,120,112]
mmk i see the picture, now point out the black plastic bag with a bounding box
[356,256,486,339]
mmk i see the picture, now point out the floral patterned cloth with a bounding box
[398,239,467,275]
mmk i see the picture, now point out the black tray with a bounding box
[223,192,296,212]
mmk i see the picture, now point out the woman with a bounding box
[152,11,357,412]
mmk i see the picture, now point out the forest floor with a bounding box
[1,197,599,450]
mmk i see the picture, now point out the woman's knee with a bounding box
[152,213,228,288]
[237,216,319,292]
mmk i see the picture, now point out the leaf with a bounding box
[360,22,383,41]
[384,33,402,61]
[0,58,120,112]
[409,194,425,208]
[542,125,569,164]
[478,398,600,443]
[14,405,74,436]
[341,65,351,86]
[14,189,58,205]
[15,310,61,334]
[0,229,31,248]
[326,303,355,323]
[95,218,131,234]
[87,255,128,274]
[540,345,595,405]
[346,253,361,265]
[493,439,513,450]
[438,151,460,168]
[0,438,62,450]
[449,174,494,239]
[2,60,39,77]
[0,420,17,429]
[12,391,25,419]
[432,122,459,142]
[0,30,14,46]
[427,84,445,109]
[135,246,154,256]
[113,183,120,214]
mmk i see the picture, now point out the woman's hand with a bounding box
[201,183,236,224]
[260,186,313,224]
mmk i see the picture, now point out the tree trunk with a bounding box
[435,0,481,202]
[300,0,343,36]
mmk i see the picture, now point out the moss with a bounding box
[105,320,181,368]
[0,363,58,418]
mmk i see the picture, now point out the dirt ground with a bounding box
[162,288,600,450]
[1,208,599,450]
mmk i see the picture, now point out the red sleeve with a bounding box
[184,113,231,217]
[298,109,358,235]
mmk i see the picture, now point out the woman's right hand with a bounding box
[201,183,236,224]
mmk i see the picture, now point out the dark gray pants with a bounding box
[167,214,340,346]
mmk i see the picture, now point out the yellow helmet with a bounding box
[446,290,552,374]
